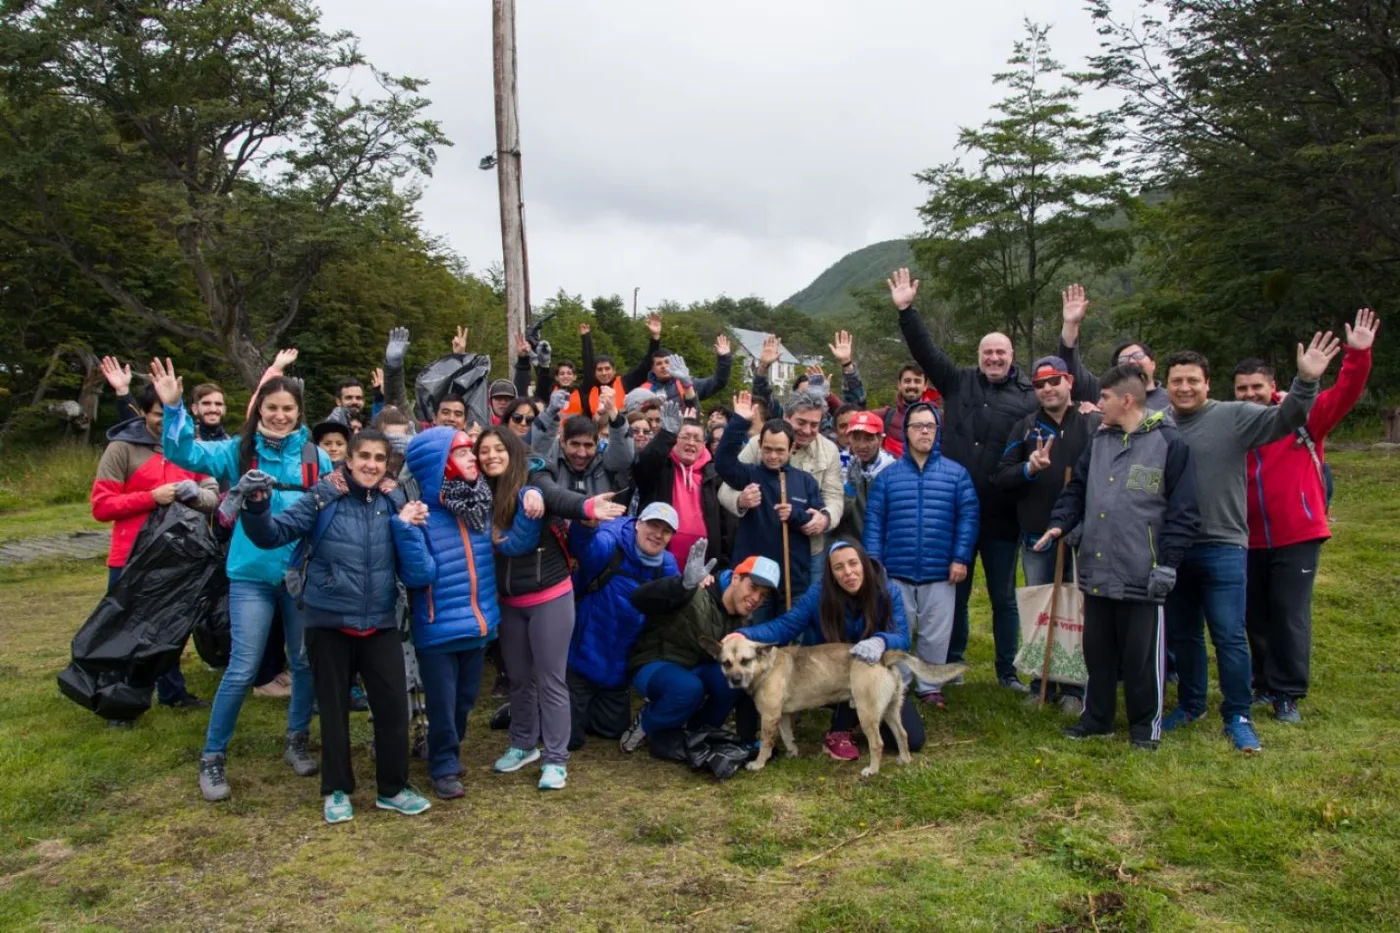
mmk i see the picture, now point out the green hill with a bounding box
[785,239,914,318]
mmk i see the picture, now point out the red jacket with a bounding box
[874,388,943,458]
[1246,346,1370,550]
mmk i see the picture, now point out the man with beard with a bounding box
[870,363,942,458]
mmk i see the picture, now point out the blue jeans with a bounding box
[203,580,314,756]
[417,647,486,780]
[1019,540,1084,700]
[949,537,1021,679]
[1165,544,1252,723]
[107,566,187,705]
[633,660,743,734]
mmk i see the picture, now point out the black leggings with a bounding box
[830,696,926,752]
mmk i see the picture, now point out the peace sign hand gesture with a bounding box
[452,326,469,355]
[1027,435,1054,475]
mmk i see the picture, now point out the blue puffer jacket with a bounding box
[863,430,980,584]
[737,562,911,651]
[162,405,332,585]
[241,475,433,631]
[568,518,679,689]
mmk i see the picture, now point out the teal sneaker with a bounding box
[324,791,353,824]
[375,788,432,816]
[538,764,567,790]
[493,746,541,773]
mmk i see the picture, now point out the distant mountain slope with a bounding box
[785,239,914,318]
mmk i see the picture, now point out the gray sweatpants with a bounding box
[892,579,957,694]
[498,591,575,766]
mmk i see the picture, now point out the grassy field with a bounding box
[1,451,1398,931]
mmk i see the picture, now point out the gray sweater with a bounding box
[1172,378,1318,546]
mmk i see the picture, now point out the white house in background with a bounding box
[731,327,800,389]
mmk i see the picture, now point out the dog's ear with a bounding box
[753,642,777,657]
[698,636,724,660]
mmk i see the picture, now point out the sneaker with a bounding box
[999,674,1031,694]
[433,776,465,800]
[160,692,208,710]
[349,682,369,713]
[538,764,567,790]
[1273,698,1302,724]
[493,746,541,773]
[1058,695,1086,717]
[199,753,230,802]
[823,731,860,761]
[917,690,946,710]
[1223,716,1262,753]
[324,790,353,824]
[376,788,432,816]
[1251,689,1276,708]
[1161,707,1204,732]
[619,712,647,754]
[284,731,319,777]
[254,671,292,699]
[1131,739,1160,751]
[489,703,511,731]
[1062,723,1111,740]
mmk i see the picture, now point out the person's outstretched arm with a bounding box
[888,268,960,395]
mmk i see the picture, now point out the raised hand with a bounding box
[99,356,132,394]
[588,491,627,521]
[682,538,717,589]
[370,367,384,391]
[1027,435,1054,475]
[385,327,410,368]
[148,357,184,407]
[398,500,429,526]
[1062,284,1088,327]
[886,267,920,311]
[647,313,662,342]
[805,364,827,388]
[714,333,730,356]
[579,321,591,336]
[548,388,572,415]
[659,399,683,435]
[516,332,532,357]
[597,385,617,420]
[452,326,468,355]
[271,348,299,372]
[759,335,781,370]
[829,331,854,367]
[1345,308,1380,352]
[731,390,754,423]
[1296,331,1342,382]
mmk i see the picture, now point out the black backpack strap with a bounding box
[583,548,629,597]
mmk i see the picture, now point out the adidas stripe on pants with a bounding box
[1080,595,1166,742]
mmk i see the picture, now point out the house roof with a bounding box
[730,327,800,366]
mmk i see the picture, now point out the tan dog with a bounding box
[702,635,967,777]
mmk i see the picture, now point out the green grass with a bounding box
[0,444,101,513]
[1,452,1398,930]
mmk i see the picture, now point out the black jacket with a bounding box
[991,406,1101,537]
[494,462,591,600]
[898,306,1094,540]
[633,427,737,568]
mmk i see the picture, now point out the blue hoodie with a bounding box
[161,404,332,584]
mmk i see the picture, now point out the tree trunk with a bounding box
[1385,407,1400,444]
[493,0,529,360]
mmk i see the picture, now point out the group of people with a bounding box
[85,272,1378,823]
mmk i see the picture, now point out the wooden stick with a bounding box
[792,827,874,869]
[779,471,792,610]
[1039,466,1073,704]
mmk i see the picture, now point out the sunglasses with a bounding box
[510,413,535,426]
[1033,375,1065,389]
[1118,351,1149,363]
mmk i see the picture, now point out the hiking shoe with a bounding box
[433,776,465,800]
[999,674,1031,694]
[324,791,353,824]
[619,712,647,754]
[376,788,432,816]
[1162,707,1204,732]
[489,703,511,731]
[254,671,292,699]
[1223,716,1262,753]
[1062,723,1111,740]
[1058,695,1085,717]
[1252,689,1276,708]
[823,731,860,761]
[199,754,230,802]
[1131,739,1160,752]
[538,764,567,790]
[160,692,208,710]
[917,689,946,710]
[493,746,541,773]
[284,731,319,777]
[1273,698,1301,724]
[349,682,369,712]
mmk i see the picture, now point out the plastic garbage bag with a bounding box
[191,575,230,669]
[414,353,492,429]
[57,504,228,721]
[648,726,749,780]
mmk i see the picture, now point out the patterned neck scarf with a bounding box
[438,476,492,533]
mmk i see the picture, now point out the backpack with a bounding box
[284,498,339,602]
[251,441,321,490]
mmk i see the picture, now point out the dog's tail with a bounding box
[881,653,968,687]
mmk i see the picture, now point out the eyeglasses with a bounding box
[906,422,937,433]
[510,413,535,426]
[1118,351,1149,364]
[1033,375,1065,389]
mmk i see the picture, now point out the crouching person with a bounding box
[241,430,435,823]
[567,503,680,750]
[403,427,503,800]
[619,545,780,753]
[1035,365,1200,750]
[729,539,925,761]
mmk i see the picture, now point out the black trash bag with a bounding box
[57,504,227,722]
[647,727,690,763]
[414,353,492,428]
[191,554,230,668]
[684,728,751,781]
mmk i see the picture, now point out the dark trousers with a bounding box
[566,668,633,750]
[830,695,927,752]
[1080,595,1165,742]
[304,627,408,798]
[417,646,486,780]
[1246,539,1323,701]
[949,537,1021,679]
[107,566,187,705]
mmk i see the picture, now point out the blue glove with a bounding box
[850,637,885,664]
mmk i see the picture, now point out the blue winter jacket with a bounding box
[241,475,434,631]
[162,405,332,585]
[736,562,911,651]
[568,518,679,689]
[403,427,537,653]
[863,433,980,584]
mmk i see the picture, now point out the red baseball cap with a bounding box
[847,411,884,435]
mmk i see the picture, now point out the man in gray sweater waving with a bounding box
[1160,332,1341,753]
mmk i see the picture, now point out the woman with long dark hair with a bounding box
[732,539,926,761]
[152,358,333,802]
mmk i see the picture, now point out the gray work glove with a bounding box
[385,327,411,369]
[218,470,276,524]
[531,339,552,370]
[850,637,885,664]
[624,387,660,413]
[173,480,202,504]
[1147,566,1177,601]
[659,399,683,435]
[681,538,716,590]
[667,354,691,383]
[386,432,411,455]
[326,405,353,427]
[547,388,571,415]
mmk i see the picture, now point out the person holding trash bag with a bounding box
[152,357,333,802]
[240,430,436,824]
[90,381,220,716]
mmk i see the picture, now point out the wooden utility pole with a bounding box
[493,0,529,360]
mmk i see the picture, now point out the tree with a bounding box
[912,20,1135,361]
[0,0,448,389]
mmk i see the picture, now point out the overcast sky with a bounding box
[318,0,1115,309]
